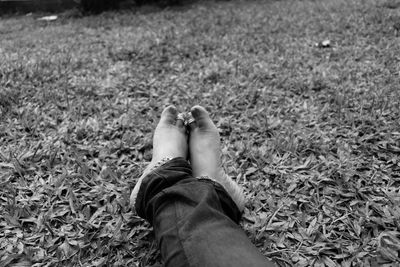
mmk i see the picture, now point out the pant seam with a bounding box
[173,200,193,267]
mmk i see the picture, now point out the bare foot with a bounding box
[188,105,245,212]
[130,105,188,206]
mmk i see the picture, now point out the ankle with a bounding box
[217,169,246,212]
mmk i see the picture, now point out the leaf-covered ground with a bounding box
[1,0,400,266]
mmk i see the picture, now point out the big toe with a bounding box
[190,105,216,130]
[159,105,178,125]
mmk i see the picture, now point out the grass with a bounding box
[1,0,400,266]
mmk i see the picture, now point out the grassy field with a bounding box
[1,0,400,266]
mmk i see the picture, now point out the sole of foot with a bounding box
[130,105,188,208]
[188,105,245,212]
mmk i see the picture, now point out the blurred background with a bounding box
[0,0,182,14]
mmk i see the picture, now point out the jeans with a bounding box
[135,157,275,267]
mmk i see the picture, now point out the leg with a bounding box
[188,105,246,212]
[138,159,274,267]
[131,106,275,267]
[130,105,188,207]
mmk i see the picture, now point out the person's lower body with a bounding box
[131,105,275,267]
[135,157,274,267]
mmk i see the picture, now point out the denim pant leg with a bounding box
[135,157,275,267]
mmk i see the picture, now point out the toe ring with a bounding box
[187,114,195,125]
[177,113,186,122]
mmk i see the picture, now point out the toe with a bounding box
[190,105,215,129]
[159,105,178,125]
[187,112,197,131]
[176,116,185,129]
[176,112,190,132]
